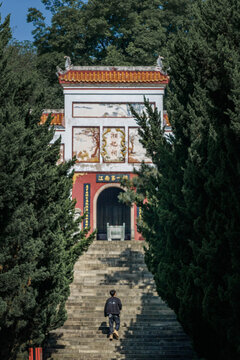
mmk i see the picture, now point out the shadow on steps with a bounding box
[99,321,108,335]
[113,293,196,360]
[44,332,64,360]
[98,245,197,360]
[44,241,199,360]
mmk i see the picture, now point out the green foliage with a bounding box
[121,0,240,358]
[28,0,163,65]
[26,0,195,107]
[28,0,197,64]
[4,39,64,109]
[0,14,94,359]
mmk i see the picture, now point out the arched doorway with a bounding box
[97,187,130,240]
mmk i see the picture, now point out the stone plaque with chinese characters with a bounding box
[102,127,126,163]
[73,127,100,163]
[128,127,152,163]
[96,174,130,183]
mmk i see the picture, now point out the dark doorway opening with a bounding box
[97,187,131,240]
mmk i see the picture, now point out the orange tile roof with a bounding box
[58,70,169,85]
[40,112,64,126]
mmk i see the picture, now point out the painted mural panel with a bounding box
[73,127,100,163]
[57,144,64,165]
[128,127,152,163]
[102,127,126,163]
[73,102,151,118]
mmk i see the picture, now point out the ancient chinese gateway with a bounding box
[44,64,169,240]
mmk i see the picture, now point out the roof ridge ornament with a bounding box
[156,55,165,73]
[56,56,73,76]
[64,56,72,71]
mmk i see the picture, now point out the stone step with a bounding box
[74,276,151,281]
[63,320,178,327]
[74,266,149,272]
[63,304,176,313]
[66,304,165,310]
[65,311,176,317]
[58,340,190,347]
[70,284,154,289]
[74,266,153,279]
[66,297,164,302]
[68,288,158,295]
[52,329,187,337]
[68,292,157,297]
[45,346,194,354]
[57,325,184,332]
[47,339,191,346]
[46,354,193,360]
[87,240,145,247]
[66,309,172,315]
[67,306,171,312]
[68,295,160,300]
[75,281,154,286]
[76,253,145,258]
[73,268,151,274]
[77,256,145,260]
[75,262,146,268]
[45,350,194,360]
[48,336,186,343]
[67,297,160,303]
[70,282,155,286]
[81,248,144,254]
[46,346,193,353]
[47,356,187,358]
[68,291,159,297]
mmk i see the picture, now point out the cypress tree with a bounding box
[168,1,240,358]
[122,0,240,358]
[0,13,94,359]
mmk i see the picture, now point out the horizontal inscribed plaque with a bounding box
[96,174,130,183]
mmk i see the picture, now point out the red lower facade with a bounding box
[72,172,143,240]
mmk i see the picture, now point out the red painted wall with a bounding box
[72,172,143,240]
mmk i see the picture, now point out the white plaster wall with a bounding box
[54,86,165,171]
[51,130,66,143]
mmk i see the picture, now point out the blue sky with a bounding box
[1,0,51,41]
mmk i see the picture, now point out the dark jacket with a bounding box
[104,296,122,317]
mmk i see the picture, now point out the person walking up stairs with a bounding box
[104,290,122,340]
[45,241,198,360]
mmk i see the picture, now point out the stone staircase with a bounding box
[45,240,197,360]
